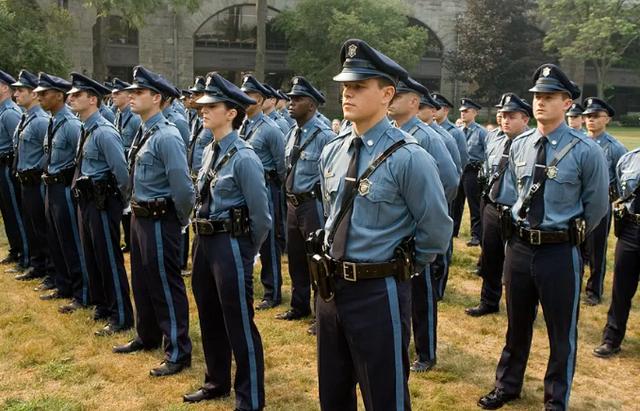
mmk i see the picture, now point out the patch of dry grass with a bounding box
[0,206,639,410]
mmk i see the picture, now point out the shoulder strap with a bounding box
[285,128,323,180]
[199,146,239,199]
[128,124,161,170]
[328,139,408,244]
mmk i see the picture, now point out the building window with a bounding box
[408,17,444,59]
[194,4,287,50]
[105,16,139,46]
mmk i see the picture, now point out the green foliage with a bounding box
[0,0,73,76]
[444,0,548,107]
[274,0,427,91]
[84,0,202,28]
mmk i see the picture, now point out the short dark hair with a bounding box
[149,89,168,106]
[84,90,102,107]
[223,101,246,130]
[376,77,395,89]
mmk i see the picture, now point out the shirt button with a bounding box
[551,140,557,145]
[367,140,373,146]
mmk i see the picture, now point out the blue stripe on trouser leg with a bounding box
[230,237,259,410]
[425,266,435,360]
[4,167,28,265]
[566,247,581,408]
[385,277,405,411]
[154,220,179,363]
[100,211,125,325]
[65,187,89,305]
[267,188,279,300]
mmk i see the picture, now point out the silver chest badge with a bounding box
[546,166,558,179]
[358,178,371,196]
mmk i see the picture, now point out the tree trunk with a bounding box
[255,0,267,81]
[593,61,607,99]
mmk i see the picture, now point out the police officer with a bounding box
[34,72,90,309]
[67,72,134,336]
[99,89,116,125]
[161,87,190,148]
[238,74,286,310]
[593,147,640,358]
[433,93,470,174]
[276,89,295,128]
[317,39,452,410]
[12,70,55,286]
[580,97,627,306]
[111,66,194,377]
[277,76,334,324]
[455,98,487,246]
[478,64,609,410]
[183,72,270,409]
[112,78,141,254]
[466,93,531,317]
[0,70,28,268]
[262,83,291,135]
[566,103,585,132]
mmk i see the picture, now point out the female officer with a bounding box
[183,72,271,411]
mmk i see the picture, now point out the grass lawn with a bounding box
[1,129,639,410]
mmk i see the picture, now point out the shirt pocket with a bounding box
[136,150,157,180]
[352,179,400,229]
[51,138,70,165]
[514,163,532,192]
[546,165,580,213]
[212,174,235,197]
[297,151,320,178]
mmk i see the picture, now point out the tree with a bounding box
[538,0,640,98]
[274,0,427,93]
[83,0,201,28]
[444,0,548,109]
[0,0,73,75]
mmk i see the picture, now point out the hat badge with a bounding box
[588,98,593,105]
[347,44,358,59]
[505,96,511,104]
[293,77,299,85]
[542,67,551,77]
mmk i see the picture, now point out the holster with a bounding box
[393,237,415,282]
[230,206,251,237]
[0,152,14,167]
[613,203,625,238]
[499,205,513,240]
[305,229,335,302]
[265,169,281,186]
[609,184,620,203]
[569,218,587,245]
[16,169,44,186]
[131,197,174,219]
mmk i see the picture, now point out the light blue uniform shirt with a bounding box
[508,123,609,232]
[429,120,462,176]
[162,106,190,148]
[197,130,271,249]
[80,111,130,202]
[316,111,331,127]
[461,121,487,163]
[285,114,335,194]
[483,130,518,206]
[591,131,628,188]
[400,116,459,203]
[132,112,194,225]
[441,118,469,169]
[320,117,452,272]
[278,108,296,127]
[115,106,141,152]
[243,112,286,180]
[0,98,21,153]
[188,125,213,174]
[267,110,291,135]
[16,105,48,171]
[46,105,82,175]
[99,104,116,124]
[616,148,640,213]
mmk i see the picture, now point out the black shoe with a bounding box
[150,359,190,377]
[584,294,601,306]
[40,290,67,301]
[93,308,111,322]
[59,300,85,314]
[112,339,146,354]
[466,237,481,247]
[15,267,44,281]
[5,266,24,274]
[256,299,278,310]
[410,359,435,372]
[94,323,131,337]
[593,343,621,358]
[34,282,56,292]
[275,309,309,321]
[478,388,519,410]
[465,304,499,317]
[121,245,130,253]
[183,388,230,403]
[0,254,20,264]
[307,321,317,336]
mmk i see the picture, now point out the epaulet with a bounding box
[326,128,350,146]
[567,127,590,142]
[513,128,535,141]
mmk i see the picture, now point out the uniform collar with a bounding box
[357,116,393,154]
[248,111,264,124]
[298,113,320,133]
[53,105,72,121]
[0,97,14,110]
[592,130,610,143]
[143,111,164,131]
[465,121,477,130]
[538,122,571,147]
[399,115,421,133]
[217,130,239,154]
[83,110,103,130]
[27,105,45,117]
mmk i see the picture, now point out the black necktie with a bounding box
[239,119,249,139]
[115,110,122,132]
[45,117,54,167]
[463,126,470,139]
[197,143,221,218]
[331,137,363,261]
[285,127,303,192]
[489,138,513,202]
[524,135,548,228]
[12,113,27,172]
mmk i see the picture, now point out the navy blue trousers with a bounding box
[317,276,412,411]
[478,202,505,308]
[45,183,89,304]
[130,212,192,363]
[582,209,611,300]
[495,237,581,411]
[411,266,438,364]
[21,181,53,278]
[286,198,324,315]
[0,164,28,266]
[259,180,283,303]
[602,222,640,348]
[77,196,133,328]
[192,233,265,411]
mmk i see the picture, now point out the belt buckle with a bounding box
[530,229,542,245]
[342,261,357,282]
